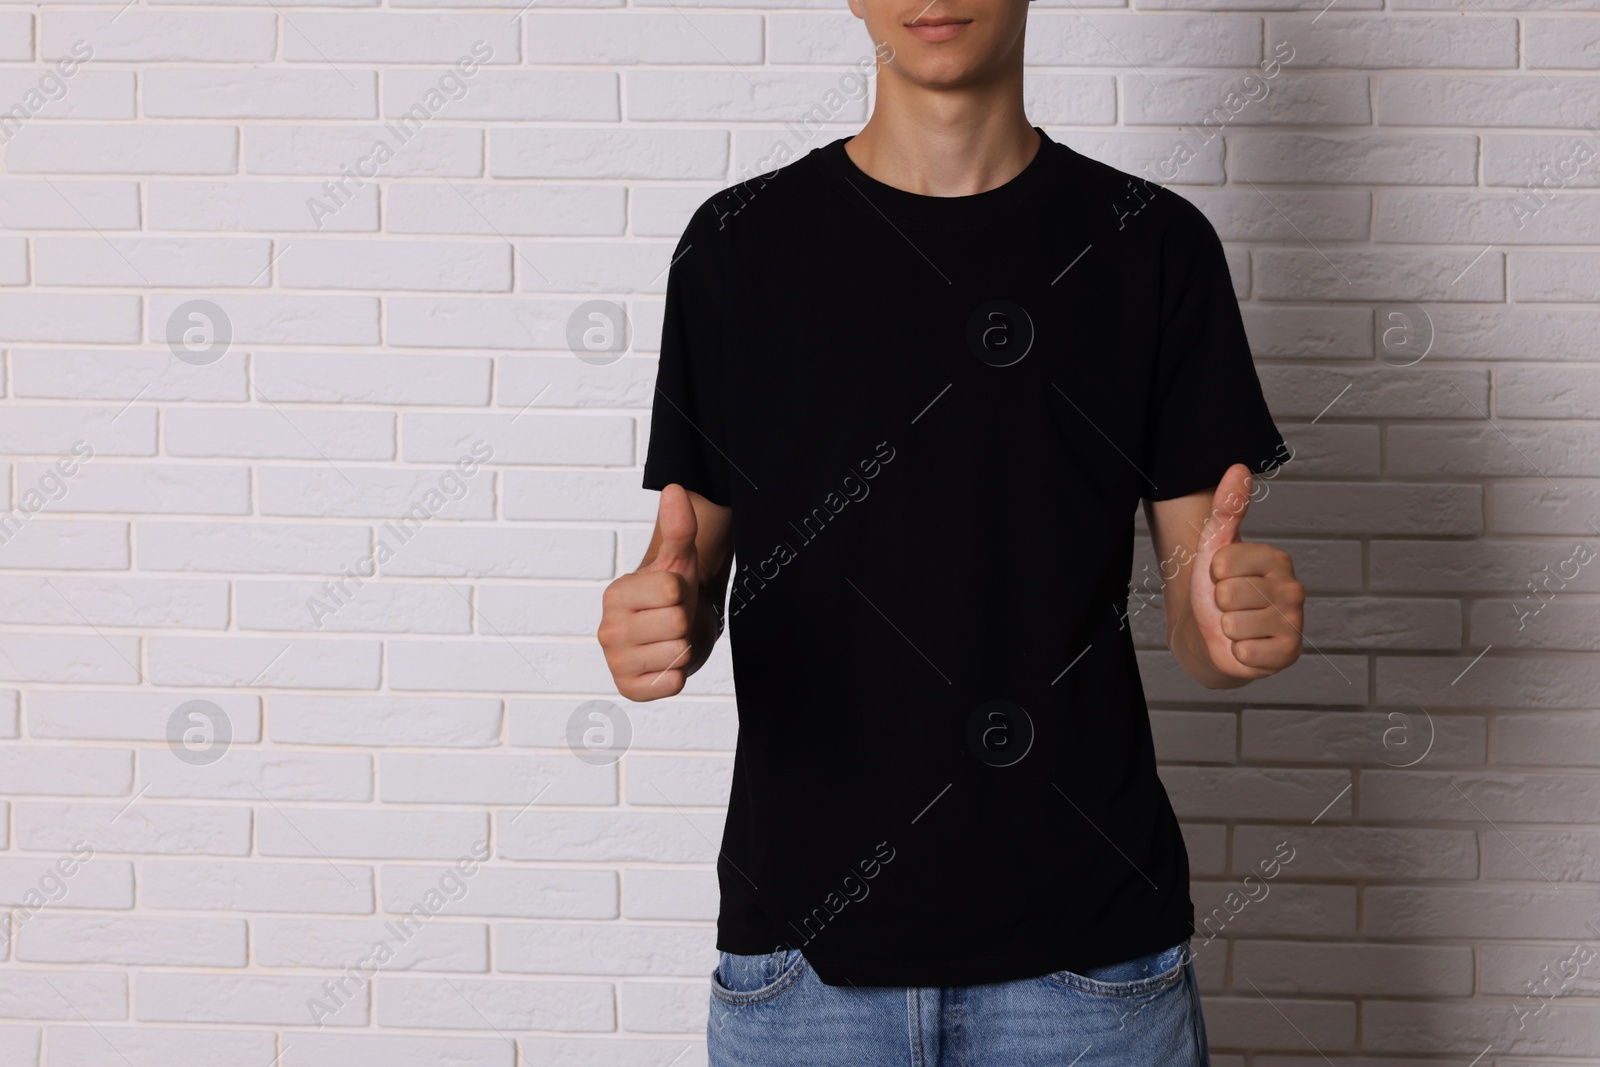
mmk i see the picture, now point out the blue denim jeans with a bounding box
[707,939,1208,1066]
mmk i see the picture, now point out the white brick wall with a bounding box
[0,2,1594,1063]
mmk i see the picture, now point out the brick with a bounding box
[282,1034,514,1067]
[10,348,245,401]
[527,14,761,64]
[374,527,612,579]
[147,636,382,689]
[1379,73,1600,128]
[270,694,502,747]
[0,856,134,910]
[621,868,717,921]
[42,12,275,61]
[0,181,139,230]
[143,69,376,119]
[0,521,128,571]
[45,1028,274,1066]
[137,521,371,574]
[253,352,492,405]
[624,71,872,122]
[1253,247,1504,301]
[403,414,632,464]
[1495,713,1600,768]
[245,124,482,177]
[381,864,617,919]
[237,579,472,634]
[1378,655,1600,708]
[7,126,238,175]
[278,239,510,291]
[142,860,373,913]
[492,128,727,180]
[34,237,267,286]
[0,972,125,1020]
[1234,823,1478,879]
[165,408,395,460]
[382,71,618,121]
[17,916,245,966]
[147,180,378,232]
[375,976,613,1031]
[258,807,485,858]
[27,692,258,741]
[1235,939,1473,995]
[497,922,714,976]
[16,803,251,856]
[0,295,140,343]
[1242,709,1485,766]
[136,973,367,1026]
[379,753,614,804]
[496,811,723,863]
[628,754,732,805]
[256,466,494,519]
[254,917,488,972]
[280,14,517,63]
[1228,132,1477,185]
[15,461,248,517]
[0,636,140,685]
[1363,769,1600,824]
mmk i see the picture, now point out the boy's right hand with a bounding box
[598,483,703,701]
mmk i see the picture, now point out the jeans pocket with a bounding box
[710,946,809,1007]
[1043,940,1189,998]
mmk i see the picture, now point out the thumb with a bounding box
[641,483,699,578]
[1199,463,1253,558]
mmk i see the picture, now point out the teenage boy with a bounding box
[598,0,1305,1060]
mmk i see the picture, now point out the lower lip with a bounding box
[907,21,970,42]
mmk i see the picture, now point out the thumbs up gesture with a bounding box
[598,483,707,702]
[1188,463,1305,680]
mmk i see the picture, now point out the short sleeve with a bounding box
[1142,202,1287,502]
[641,202,734,507]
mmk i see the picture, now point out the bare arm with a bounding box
[1145,464,1304,690]
[599,484,734,701]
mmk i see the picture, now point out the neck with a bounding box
[844,49,1038,198]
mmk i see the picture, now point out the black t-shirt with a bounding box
[641,126,1287,987]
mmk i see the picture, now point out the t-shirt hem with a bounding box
[719,909,1197,988]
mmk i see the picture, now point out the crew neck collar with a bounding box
[821,126,1058,229]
